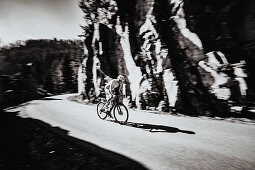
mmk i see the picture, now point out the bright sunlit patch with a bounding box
[116,16,142,107]
[163,69,178,107]
[92,23,100,96]
[233,61,248,96]
[199,52,231,100]
[170,0,203,49]
[78,58,87,95]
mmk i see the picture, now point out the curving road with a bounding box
[6,94,255,170]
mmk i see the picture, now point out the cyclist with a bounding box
[103,75,125,114]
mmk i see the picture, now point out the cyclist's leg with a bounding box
[102,88,111,112]
[105,87,115,111]
[106,94,116,112]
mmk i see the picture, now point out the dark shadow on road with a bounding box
[109,120,195,134]
[0,110,148,170]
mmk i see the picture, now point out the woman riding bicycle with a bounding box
[103,75,125,114]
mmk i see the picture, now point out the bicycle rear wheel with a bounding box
[113,103,129,124]
[97,102,107,120]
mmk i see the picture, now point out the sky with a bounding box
[0,0,84,46]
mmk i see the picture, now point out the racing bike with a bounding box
[97,95,129,124]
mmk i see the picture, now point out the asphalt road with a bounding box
[7,94,255,170]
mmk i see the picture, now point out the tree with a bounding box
[79,0,118,99]
[62,55,74,92]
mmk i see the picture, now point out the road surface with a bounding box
[6,94,255,170]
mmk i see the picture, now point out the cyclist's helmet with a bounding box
[117,75,125,82]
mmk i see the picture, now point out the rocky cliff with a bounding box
[78,0,255,117]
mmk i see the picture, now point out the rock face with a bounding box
[183,0,255,100]
[78,0,255,116]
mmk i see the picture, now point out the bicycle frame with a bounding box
[105,95,124,113]
[106,95,123,113]
[97,95,129,123]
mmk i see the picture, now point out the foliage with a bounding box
[79,0,117,32]
[0,39,84,109]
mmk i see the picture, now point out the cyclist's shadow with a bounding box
[109,120,195,134]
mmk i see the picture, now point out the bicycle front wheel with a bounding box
[113,103,129,124]
[97,102,107,120]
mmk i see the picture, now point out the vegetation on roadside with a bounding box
[0,39,84,109]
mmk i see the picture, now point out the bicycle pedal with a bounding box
[106,112,112,117]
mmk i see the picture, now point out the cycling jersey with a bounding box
[105,79,123,95]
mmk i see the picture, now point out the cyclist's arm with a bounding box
[119,83,123,96]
